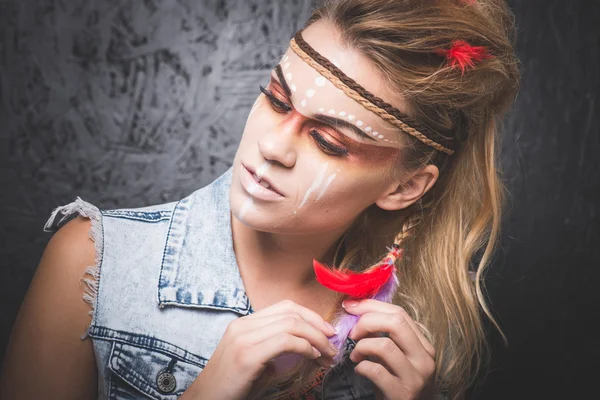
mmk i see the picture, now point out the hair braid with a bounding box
[393,199,434,250]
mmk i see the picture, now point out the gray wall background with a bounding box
[1,1,598,398]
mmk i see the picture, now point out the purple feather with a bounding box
[328,263,400,365]
[271,256,400,372]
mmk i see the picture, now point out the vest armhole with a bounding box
[43,196,104,340]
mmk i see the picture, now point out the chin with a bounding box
[231,196,299,235]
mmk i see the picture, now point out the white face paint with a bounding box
[316,173,337,201]
[276,44,405,147]
[237,160,273,223]
[297,162,329,211]
[229,20,405,236]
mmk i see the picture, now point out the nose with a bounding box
[257,124,298,168]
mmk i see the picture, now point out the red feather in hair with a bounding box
[312,259,394,299]
[312,246,403,299]
[436,40,493,75]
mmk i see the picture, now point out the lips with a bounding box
[243,164,284,197]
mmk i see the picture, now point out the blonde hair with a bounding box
[253,0,521,398]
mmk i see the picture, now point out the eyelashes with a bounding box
[258,85,349,157]
[259,85,292,112]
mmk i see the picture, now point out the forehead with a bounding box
[275,46,404,149]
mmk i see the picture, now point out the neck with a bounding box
[231,212,350,291]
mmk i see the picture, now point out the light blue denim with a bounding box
[44,166,376,400]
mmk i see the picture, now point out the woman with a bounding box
[0,0,521,399]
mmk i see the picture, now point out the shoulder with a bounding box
[47,215,96,271]
[22,214,96,335]
[0,216,98,399]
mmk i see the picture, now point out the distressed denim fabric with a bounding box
[44,166,376,400]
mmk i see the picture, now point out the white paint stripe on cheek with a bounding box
[238,197,253,222]
[297,162,328,210]
[316,173,337,201]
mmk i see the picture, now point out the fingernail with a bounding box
[312,346,321,358]
[325,322,336,333]
[342,300,358,308]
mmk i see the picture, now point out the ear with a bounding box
[375,165,439,211]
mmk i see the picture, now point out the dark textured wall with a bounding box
[1,1,598,398]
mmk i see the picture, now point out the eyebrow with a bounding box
[309,113,377,142]
[271,66,376,142]
[274,64,292,97]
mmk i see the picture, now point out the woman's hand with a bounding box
[343,299,436,400]
[181,299,338,400]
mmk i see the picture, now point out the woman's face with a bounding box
[230,20,409,235]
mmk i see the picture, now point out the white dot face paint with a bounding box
[232,22,412,239]
[283,62,290,70]
[315,76,327,87]
[271,41,406,150]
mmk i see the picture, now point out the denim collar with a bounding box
[157,166,255,315]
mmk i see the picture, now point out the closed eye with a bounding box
[258,85,348,157]
[259,85,292,112]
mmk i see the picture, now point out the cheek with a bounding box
[346,142,401,167]
[315,174,382,209]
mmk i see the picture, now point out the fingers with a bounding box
[243,314,338,361]
[246,299,336,336]
[246,331,335,370]
[229,312,309,335]
[354,359,406,400]
[351,312,430,364]
[344,299,435,359]
[349,337,418,383]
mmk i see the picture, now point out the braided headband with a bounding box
[290,30,457,155]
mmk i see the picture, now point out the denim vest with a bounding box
[44,166,376,400]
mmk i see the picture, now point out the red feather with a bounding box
[312,259,394,299]
[436,40,493,75]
